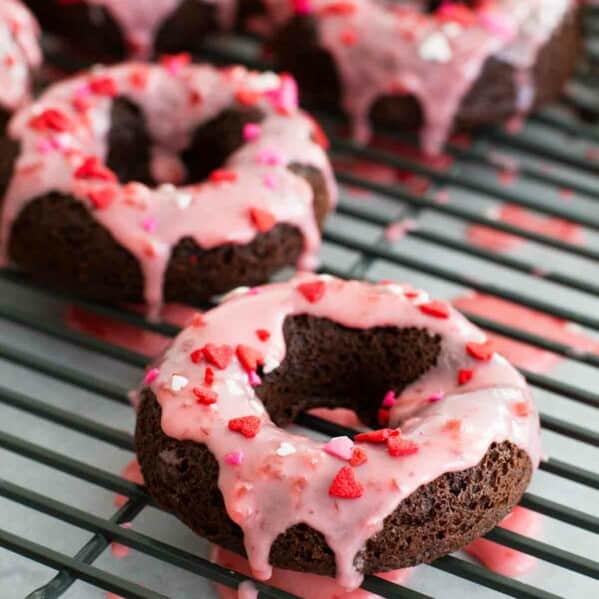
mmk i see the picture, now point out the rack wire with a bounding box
[0,5,598,599]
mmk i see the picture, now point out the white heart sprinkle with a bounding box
[276,442,296,457]
[419,32,452,63]
[170,374,188,392]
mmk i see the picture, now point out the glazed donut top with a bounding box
[83,0,237,57]
[0,0,41,111]
[1,62,336,315]
[271,0,575,152]
[144,275,540,589]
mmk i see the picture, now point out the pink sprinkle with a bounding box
[36,138,53,154]
[246,287,261,295]
[141,216,158,233]
[248,370,262,387]
[243,123,262,141]
[263,173,277,189]
[73,83,91,100]
[225,450,244,465]
[478,11,516,41]
[427,392,444,403]
[292,0,312,14]
[382,390,396,408]
[323,436,354,461]
[265,73,298,114]
[144,368,159,384]
[256,148,283,166]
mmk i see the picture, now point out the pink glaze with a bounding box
[464,507,541,576]
[0,0,41,112]
[467,204,584,253]
[85,0,237,57]
[2,63,336,317]
[212,544,412,599]
[114,458,145,508]
[264,0,575,153]
[145,275,540,590]
[110,522,133,559]
[452,292,599,374]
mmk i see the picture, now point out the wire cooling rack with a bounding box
[1,6,599,599]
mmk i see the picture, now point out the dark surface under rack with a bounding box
[1,7,599,599]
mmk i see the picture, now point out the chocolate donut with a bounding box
[24,0,262,60]
[135,276,539,588]
[0,0,41,133]
[0,63,336,316]
[269,0,581,153]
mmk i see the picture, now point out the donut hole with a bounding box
[255,315,442,428]
[105,97,264,186]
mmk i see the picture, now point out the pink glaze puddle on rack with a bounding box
[115,459,145,508]
[452,292,599,374]
[0,0,41,112]
[467,204,584,253]
[146,275,540,590]
[463,506,541,576]
[211,545,413,599]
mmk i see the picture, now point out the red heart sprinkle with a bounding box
[354,429,399,444]
[89,76,118,97]
[209,169,237,184]
[349,447,368,467]
[458,369,474,385]
[190,349,203,364]
[387,436,419,457]
[87,187,116,210]
[236,344,264,372]
[75,156,117,181]
[202,343,234,369]
[235,88,262,106]
[329,466,364,499]
[466,340,495,361]
[297,280,326,303]
[29,108,71,132]
[256,329,271,342]
[204,367,214,386]
[442,419,462,433]
[228,415,261,438]
[419,300,450,319]
[513,401,530,417]
[193,386,218,405]
[249,206,276,232]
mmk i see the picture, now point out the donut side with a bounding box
[24,0,263,61]
[136,389,532,575]
[271,4,581,137]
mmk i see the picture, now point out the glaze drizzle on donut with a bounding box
[270,0,575,152]
[143,275,540,589]
[1,63,336,315]
[0,0,40,113]
[83,0,237,57]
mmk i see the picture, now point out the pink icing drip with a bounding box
[147,275,540,590]
[212,544,413,599]
[87,0,238,57]
[2,63,336,317]
[0,0,41,111]
[464,506,541,576]
[265,0,575,153]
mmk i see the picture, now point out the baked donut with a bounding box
[135,275,540,589]
[269,0,581,153]
[0,63,336,316]
[0,0,41,132]
[24,0,264,60]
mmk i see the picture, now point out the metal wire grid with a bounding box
[0,7,599,599]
